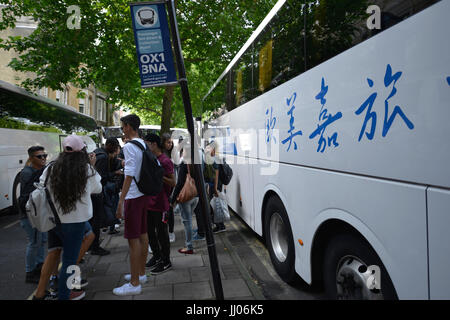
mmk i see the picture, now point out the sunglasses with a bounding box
[35,154,48,159]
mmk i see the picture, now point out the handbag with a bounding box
[177,164,198,203]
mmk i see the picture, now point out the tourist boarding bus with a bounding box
[202,0,449,299]
[0,80,99,213]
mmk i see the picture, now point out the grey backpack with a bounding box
[26,166,61,232]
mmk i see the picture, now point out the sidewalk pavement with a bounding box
[80,211,266,300]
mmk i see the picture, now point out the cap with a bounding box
[62,135,86,152]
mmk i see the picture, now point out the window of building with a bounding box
[38,87,48,97]
[97,97,106,121]
[79,98,85,114]
[86,95,91,116]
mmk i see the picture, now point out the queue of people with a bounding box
[18,114,229,300]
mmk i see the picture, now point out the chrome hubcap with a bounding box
[336,255,384,300]
[269,212,288,263]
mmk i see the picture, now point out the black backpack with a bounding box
[128,140,165,196]
[218,159,233,185]
[18,166,46,215]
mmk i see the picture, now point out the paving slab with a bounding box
[134,284,173,300]
[172,254,204,269]
[174,281,214,300]
[154,268,191,286]
[222,278,252,299]
[93,289,133,300]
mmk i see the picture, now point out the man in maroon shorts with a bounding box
[113,114,150,296]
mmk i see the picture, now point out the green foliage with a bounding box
[0,0,276,127]
[0,117,63,133]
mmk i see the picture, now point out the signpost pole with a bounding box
[165,0,224,300]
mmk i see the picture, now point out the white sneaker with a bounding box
[123,274,148,284]
[113,282,142,296]
[148,245,152,254]
[169,232,176,243]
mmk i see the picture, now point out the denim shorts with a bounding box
[48,221,92,251]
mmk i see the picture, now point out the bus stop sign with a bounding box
[130,1,177,88]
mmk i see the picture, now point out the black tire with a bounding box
[11,172,21,215]
[323,233,397,300]
[264,196,297,283]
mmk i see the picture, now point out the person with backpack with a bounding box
[19,146,48,284]
[144,133,175,274]
[204,141,226,233]
[38,135,101,300]
[113,114,153,296]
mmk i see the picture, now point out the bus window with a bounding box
[262,0,306,91]
[306,0,440,70]
[231,46,255,110]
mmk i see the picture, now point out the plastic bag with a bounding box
[210,193,230,223]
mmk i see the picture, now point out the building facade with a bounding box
[0,5,116,127]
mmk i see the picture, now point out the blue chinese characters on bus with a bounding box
[265,106,277,144]
[355,64,414,141]
[447,76,450,86]
[281,92,303,151]
[309,78,343,153]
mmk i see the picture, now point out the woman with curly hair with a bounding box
[38,135,102,300]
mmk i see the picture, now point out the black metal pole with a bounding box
[165,0,224,300]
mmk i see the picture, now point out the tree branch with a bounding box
[139,106,162,117]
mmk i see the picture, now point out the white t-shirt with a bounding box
[123,138,145,200]
[40,164,102,224]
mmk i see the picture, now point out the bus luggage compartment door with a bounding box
[427,187,450,299]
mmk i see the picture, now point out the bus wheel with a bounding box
[323,234,397,300]
[264,196,296,283]
[11,172,21,215]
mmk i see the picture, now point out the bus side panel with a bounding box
[225,160,255,229]
[428,187,450,299]
[253,162,429,299]
[231,1,450,189]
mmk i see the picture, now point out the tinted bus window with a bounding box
[232,45,255,110]
[231,0,307,110]
[306,0,440,70]
[0,84,97,133]
[263,1,306,91]
[206,0,440,114]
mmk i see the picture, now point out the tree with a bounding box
[0,0,276,131]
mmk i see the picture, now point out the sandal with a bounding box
[178,248,194,254]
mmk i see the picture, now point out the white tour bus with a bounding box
[0,80,99,213]
[202,0,449,299]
